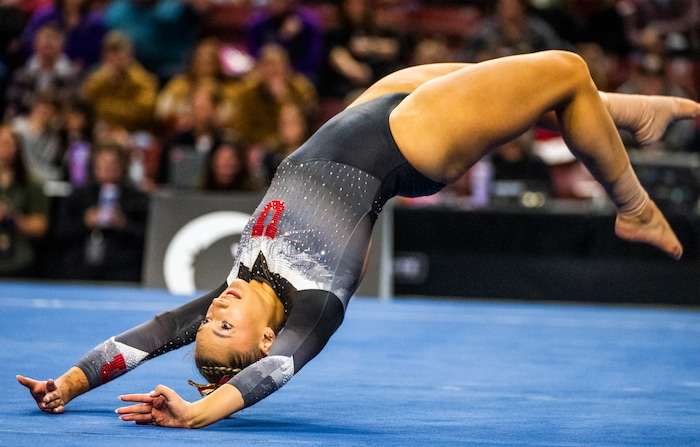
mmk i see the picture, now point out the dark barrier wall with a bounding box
[393,204,700,306]
[142,191,392,298]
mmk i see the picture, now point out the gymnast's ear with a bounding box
[261,327,276,355]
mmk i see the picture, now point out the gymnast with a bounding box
[18,51,699,428]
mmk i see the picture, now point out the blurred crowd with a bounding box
[0,0,698,282]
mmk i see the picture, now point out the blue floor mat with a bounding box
[2,281,699,446]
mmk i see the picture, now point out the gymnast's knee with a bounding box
[536,50,592,86]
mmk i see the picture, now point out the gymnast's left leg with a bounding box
[390,50,683,259]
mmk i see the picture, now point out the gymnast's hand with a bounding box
[16,375,67,414]
[117,385,194,428]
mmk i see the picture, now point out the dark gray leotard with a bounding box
[76,93,444,409]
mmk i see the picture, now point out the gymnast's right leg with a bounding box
[391,50,683,259]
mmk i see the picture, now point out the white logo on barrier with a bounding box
[163,211,251,295]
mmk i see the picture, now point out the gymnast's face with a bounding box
[195,279,277,362]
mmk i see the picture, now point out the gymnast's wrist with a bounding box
[58,367,91,403]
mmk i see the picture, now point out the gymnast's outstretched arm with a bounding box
[17,282,227,413]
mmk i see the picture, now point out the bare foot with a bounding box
[614,200,683,260]
[634,96,700,145]
[603,93,700,146]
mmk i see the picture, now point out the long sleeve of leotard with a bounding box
[76,283,227,389]
[226,289,345,408]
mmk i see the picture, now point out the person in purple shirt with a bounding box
[21,0,107,76]
[246,0,324,84]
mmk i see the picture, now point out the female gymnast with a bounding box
[18,50,699,428]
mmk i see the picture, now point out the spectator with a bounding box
[0,0,28,116]
[53,143,149,282]
[462,0,572,62]
[260,101,314,183]
[246,0,324,83]
[410,35,455,66]
[104,0,212,84]
[617,0,700,57]
[616,52,695,152]
[59,97,95,185]
[80,30,158,133]
[491,130,554,199]
[200,139,261,192]
[156,82,228,188]
[21,0,107,75]
[11,89,63,183]
[4,24,80,121]
[155,37,241,134]
[0,124,50,278]
[231,44,317,149]
[318,0,406,101]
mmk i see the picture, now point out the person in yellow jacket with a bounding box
[80,31,158,133]
[230,43,317,149]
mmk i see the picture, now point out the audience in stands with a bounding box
[156,81,227,189]
[53,143,149,282]
[0,0,697,280]
[155,37,241,134]
[260,101,314,184]
[491,130,554,200]
[617,0,700,58]
[79,30,158,133]
[0,123,50,277]
[230,43,317,149]
[0,1,29,115]
[4,23,79,122]
[103,0,211,85]
[59,97,94,185]
[318,0,406,101]
[10,89,63,182]
[21,0,107,76]
[200,138,261,192]
[246,0,324,83]
[461,0,572,62]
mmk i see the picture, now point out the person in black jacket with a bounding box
[53,143,149,282]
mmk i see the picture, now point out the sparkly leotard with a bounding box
[76,93,444,408]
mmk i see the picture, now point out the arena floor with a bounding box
[2,281,699,446]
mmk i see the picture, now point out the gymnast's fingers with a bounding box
[117,393,154,404]
[117,410,156,425]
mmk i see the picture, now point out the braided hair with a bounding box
[190,348,265,396]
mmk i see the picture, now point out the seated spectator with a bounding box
[246,0,324,83]
[21,0,107,75]
[260,101,314,183]
[53,143,149,282]
[156,82,227,189]
[409,36,455,66]
[200,139,261,192]
[318,0,406,101]
[80,30,158,133]
[155,37,242,134]
[4,23,79,121]
[617,0,700,57]
[11,89,63,182]
[0,1,28,116]
[59,97,95,186]
[231,44,317,149]
[462,0,572,62]
[104,0,211,84]
[616,52,695,152]
[491,131,554,199]
[0,124,50,278]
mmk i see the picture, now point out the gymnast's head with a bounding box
[194,279,285,389]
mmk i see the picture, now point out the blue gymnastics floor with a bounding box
[2,281,700,447]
